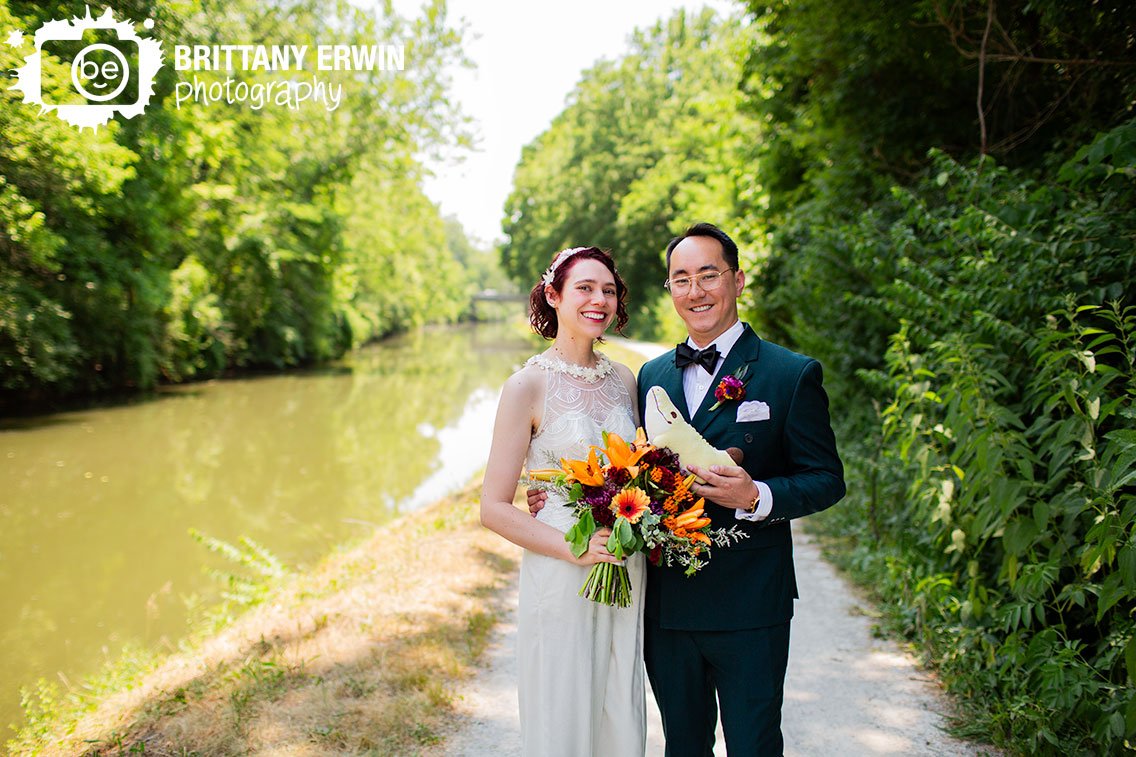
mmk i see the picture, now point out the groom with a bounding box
[529,222,844,754]
[637,222,844,755]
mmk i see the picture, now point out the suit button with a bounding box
[744,433,754,443]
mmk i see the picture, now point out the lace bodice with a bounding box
[525,352,635,532]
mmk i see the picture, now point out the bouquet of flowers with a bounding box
[529,428,748,607]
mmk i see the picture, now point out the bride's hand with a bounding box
[575,527,620,566]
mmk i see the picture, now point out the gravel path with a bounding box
[439,529,994,756]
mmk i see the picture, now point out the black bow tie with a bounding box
[675,342,720,373]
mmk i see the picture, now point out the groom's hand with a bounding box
[687,463,756,510]
[526,487,547,516]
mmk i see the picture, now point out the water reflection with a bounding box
[0,321,538,731]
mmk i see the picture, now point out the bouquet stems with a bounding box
[579,562,632,608]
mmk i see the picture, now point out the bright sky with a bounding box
[391,0,741,246]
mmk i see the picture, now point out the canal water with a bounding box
[0,321,540,735]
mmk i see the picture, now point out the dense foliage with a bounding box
[741,2,1134,752]
[502,1,1134,752]
[830,137,1135,753]
[0,0,493,402]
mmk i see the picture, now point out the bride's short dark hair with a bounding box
[529,247,629,340]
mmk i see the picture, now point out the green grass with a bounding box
[8,478,520,756]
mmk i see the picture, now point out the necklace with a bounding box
[526,351,613,383]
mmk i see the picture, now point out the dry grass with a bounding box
[11,479,521,757]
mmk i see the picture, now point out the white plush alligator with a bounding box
[643,386,735,480]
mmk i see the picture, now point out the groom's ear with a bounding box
[734,268,746,294]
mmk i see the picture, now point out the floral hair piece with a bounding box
[541,247,589,287]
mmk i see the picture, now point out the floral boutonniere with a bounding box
[709,365,749,411]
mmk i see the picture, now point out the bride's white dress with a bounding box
[518,352,646,757]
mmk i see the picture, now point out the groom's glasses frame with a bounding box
[663,268,735,295]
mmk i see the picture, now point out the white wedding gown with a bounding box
[517,353,647,757]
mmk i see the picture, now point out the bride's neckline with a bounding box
[526,351,614,383]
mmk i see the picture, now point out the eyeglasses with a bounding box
[664,269,733,295]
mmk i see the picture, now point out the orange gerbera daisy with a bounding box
[610,486,651,524]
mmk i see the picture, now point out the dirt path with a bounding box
[438,338,993,755]
[438,528,993,756]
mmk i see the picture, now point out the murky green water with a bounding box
[0,321,537,734]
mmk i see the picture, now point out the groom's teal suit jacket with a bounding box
[637,323,845,631]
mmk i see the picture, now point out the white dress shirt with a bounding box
[681,320,774,521]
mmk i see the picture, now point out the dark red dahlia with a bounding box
[641,446,680,471]
[607,466,632,487]
[591,500,616,528]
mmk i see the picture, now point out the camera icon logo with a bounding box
[11,6,163,131]
[66,40,135,103]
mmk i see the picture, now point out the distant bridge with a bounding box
[472,290,528,303]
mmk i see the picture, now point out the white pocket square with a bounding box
[737,400,770,422]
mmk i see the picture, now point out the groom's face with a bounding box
[667,235,744,347]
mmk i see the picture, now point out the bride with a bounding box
[480,246,647,756]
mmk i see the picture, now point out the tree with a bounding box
[1,0,478,400]
[501,9,761,336]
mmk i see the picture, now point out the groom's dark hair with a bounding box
[665,223,739,270]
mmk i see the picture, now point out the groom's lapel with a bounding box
[691,324,762,431]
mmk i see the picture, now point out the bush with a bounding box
[808,121,1136,753]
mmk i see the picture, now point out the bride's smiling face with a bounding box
[547,258,618,338]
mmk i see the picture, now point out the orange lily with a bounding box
[673,498,707,526]
[631,426,654,453]
[560,447,605,487]
[594,431,651,477]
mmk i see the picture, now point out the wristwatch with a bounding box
[744,489,760,514]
